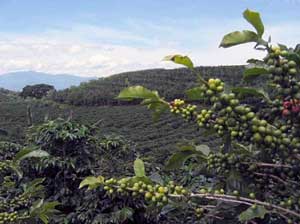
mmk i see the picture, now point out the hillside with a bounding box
[51,65,245,106]
[0,71,95,91]
[0,65,245,164]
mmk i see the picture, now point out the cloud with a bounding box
[0,19,299,77]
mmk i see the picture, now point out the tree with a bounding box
[20,84,55,99]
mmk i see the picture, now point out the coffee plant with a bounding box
[0,142,59,223]
[81,9,300,223]
[24,119,100,221]
[24,118,141,223]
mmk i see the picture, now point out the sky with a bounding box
[0,0,300,77]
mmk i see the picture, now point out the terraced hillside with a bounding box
[0,66,244,165]
[51,65,245,106]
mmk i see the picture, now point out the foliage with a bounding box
[84,9,300,224]
[23,119,144,223]
[0,90,217,170]
[0,143,58,223]
[24,119,100,220]
[0,141,22,160]
[20,84,55,99]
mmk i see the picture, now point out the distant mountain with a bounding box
[0,71,95,91]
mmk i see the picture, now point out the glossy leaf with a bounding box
[142,98,169,121]
[195,144,211,156]
[163,54,194,69]
[30,199,60,224]
[239,206,268,222]
[186,87,204,100]
[243,9,264,37]
[165,151,195,170]
[149,172,164,185]
[243,67,269,81]
[232,143,257,156]
[278,43,288,50]
[165,145,207,170]
[79,176,104,190]
[134,158,145,177]
[220,30,258,48]
[14,147,49,162]
[231,87,270,102]
[117,86,159,101]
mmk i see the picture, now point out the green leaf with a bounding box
[278,43,288,50]
[116,85,169,122]
[10,163,23,179]
[220,30,258,48]
[239,205,268,222]
[79,176,104,190]
[23,178,45,195]
[195,144,211,156]
[165,145,207,170]
[117,86,159,101]
[13,147,35,162]
[14,147,49,162]
[232,143,255,156]
[186,87,204,100]
[165,151,195,170]
[142,98,169,121]
[40,201,60,212]
[117,86,168,120]
[243,9,264,37]
[163,54,194,69]
[149,172,164,185]
[243,67,269,81]
[30,199,60,224]
[134,158,145,177]
[231,87,270,102]
[118,207,134,222]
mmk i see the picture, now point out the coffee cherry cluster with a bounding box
[195,207,205,218]
[207,153,230,173]
[206,152,247,175]
[9,194,31,210]
[282,99,300,117]
[102,178,187,207]
[213,94,254,140]
[195,78,224,103]
[197,109,213,127]
[0,211,18,224]
[265,46,299,98]
[169,99,197,120]
[207,78,225,94]
[250,117,300,154]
